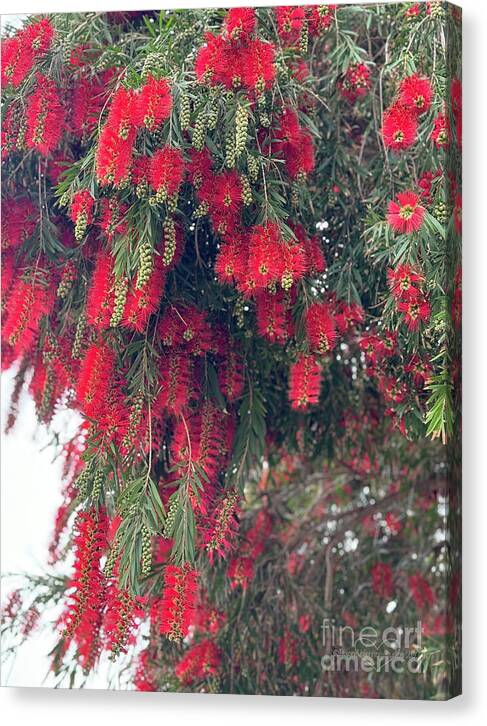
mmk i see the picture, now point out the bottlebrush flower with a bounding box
[1,18,54,88]
[224,7,256,41]
[405,354,432,387]
[248,222,285,289]
[409,573,436,610]
[280,239,308,289]
[134,649,157,691]
[288,354,322,411]
[215,238,248,286]
[387,263,424,299]
[195,32,225,84]
[431,114,450,148]
[188,148,213,189]
[217,347,245,401]
[154,350,192,415]
[398,74,433,114]
[76,342,116,418]
[307,6,336,35]
[305,302,337,355]
[275,6,306,47]
[61,510,108,672]
[158,304,212,355]
[387,191,425,234]
[371,563,394,599]
[159,565,199,640]
[86,250,116,330]
[274,109,315,180]
[338,63,371,103]
[97,197,129,240]
[241,38,276,93]
[398,296,431,331]
[228,556,254,590]
[70,74,108,141]
[450,77,462,143]
[296,226,326,276]
[135,74,172,131]
[382,103,418,150]
[2,271,56,357]
[202,489,240,563]
[25,74,65,155]
[175,639,221,685]
[335,302,364,334]
[1,197,37,249]
[103,577,144,657]
[96,86,137,187]
[149,146,185,201]
[122,257,166,333]
[202,170,243,236]
[255,290,293,344]
[70,190,95,240]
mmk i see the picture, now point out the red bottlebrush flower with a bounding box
[158,304,212,355]
[255,290,293,344]
[335,302,364,334]
[387,263,424,299]
[431,114,450,148]
[398,296,431,331]
[371,563,394,599]
[418,168,441,203]
[215,238,248,286]
[297,226,326,276]
[405,354,432,387]
[278,631,298,667]
[382,103,418,150]
[154,350,192,415]
[2,271,56,357]
[399,74,433,114]
[1,18,53,88]
[202,489,240,563]
[175,639,221,685]
[298,614,311,634]
[25,74,65,155]
[70,190,95,236]
[1,36,33,88]
[202,170,243,236]
[86,250,115,330]
[1,197,37,249]
[135,74,172,132]
[134,648,158,691]
[454,192,462,235]
[61,510,108,672]
[103,577,144,657]
[96,87,137,187]
[159,565,199,640]
[149,146,185,200]
[280,239,308,289]
[358,332,383,367]
[338,63,371,103]
[380,376,407,405]
[241,38,277,92]
[76,342,116,418]
[405,3,421,17]
[188,148,213,189]
[97,197,128,240]
[288,354,322,411]
[409,573,436,610]
[228,556,254,590]
[307,5,336,36]
[70,73,109,141]
[1,590,22,622]
[450,77,462,144]
[224,7,256,42]
[387,191,425,234]
[305,302,337,355]
[275,6,306,47]
[122,257,166,333]
[195,33,226,84]
[218,347,245,402]
[247,222,284,289]
[274,108,315,180]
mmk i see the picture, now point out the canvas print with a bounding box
[1,2,461,699]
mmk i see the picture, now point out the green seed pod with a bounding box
[91,469,104,502]
[136,240,154,289]
[141,525,152,576]
[180,94,191,130]
[240,174,253,206]
[163,217,177,266]
[247,154,259,182]
[110,277,128,327]
[192,110,207,150]
[72,311,87,359]
[235,104,248,157]
[225,128,236,168]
